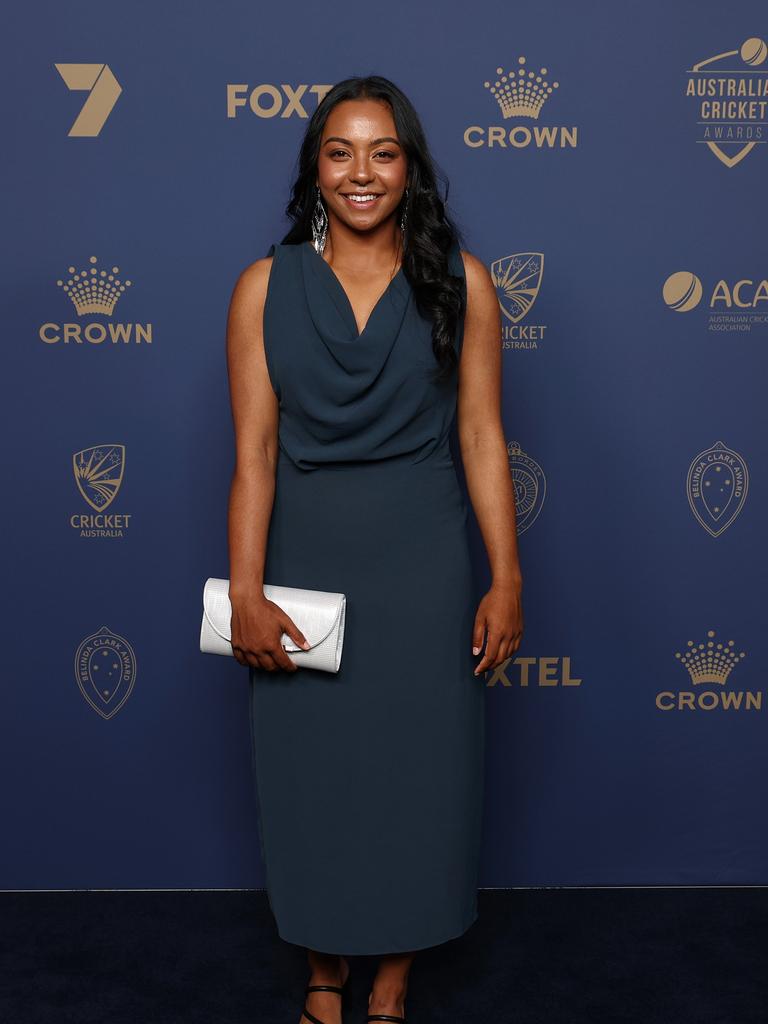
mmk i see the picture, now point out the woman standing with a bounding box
[225,76,523,1024]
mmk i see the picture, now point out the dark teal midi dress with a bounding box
[248,237,485,955]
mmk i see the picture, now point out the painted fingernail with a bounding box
[302,640,311,649]
[472,646,480,655]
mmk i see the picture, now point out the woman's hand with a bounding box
[229,594,311,672]
[472,580,524,677]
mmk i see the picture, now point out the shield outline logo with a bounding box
[690,42,767,169]
[73,625,136,719]
[73,444,125,512]
[704,140,757,169]
[491,253,544,324]
[686,439,749,537]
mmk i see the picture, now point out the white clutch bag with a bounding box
[200,577,346,673]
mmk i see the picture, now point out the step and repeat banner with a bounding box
[3,2,766,888]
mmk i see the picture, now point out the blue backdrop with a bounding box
[2,0,766,889]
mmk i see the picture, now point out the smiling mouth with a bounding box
[340,193,384,207]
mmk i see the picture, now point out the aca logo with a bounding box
[74,625,137,719]
[492,252,547,350]
[507,440,546,534]
[71,444,132,538]
[39,255,152,345]
[464,55,578,150]
[686,440,749,537]
[685,38,767,168]
[55,63,122,137]
[662,270,768,332]
[656,629,759,711]
[227,83,333,119]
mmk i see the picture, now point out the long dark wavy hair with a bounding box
[278,75,467,382]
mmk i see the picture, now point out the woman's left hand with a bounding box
[472,580,524,677]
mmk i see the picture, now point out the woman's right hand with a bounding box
[229,594,311,672]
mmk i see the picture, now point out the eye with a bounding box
[329,149,349,158]
[374,150,396,159]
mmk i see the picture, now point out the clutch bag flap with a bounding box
[201,577,345,654]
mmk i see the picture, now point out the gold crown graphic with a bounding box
[57,255,132,315]
[484,57,559,119]
[674,629,746,685]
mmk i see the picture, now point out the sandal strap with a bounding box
[302,1007,331,1024]
[306,984,344,994]
[367,1016,406,1023]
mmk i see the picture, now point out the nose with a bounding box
[348,152,375,184]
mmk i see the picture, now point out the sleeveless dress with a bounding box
[247,238,485,955]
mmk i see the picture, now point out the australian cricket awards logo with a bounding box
[662,270,768,332]
[464,56,577,150]
[492,252,546,349]
[74,625,137,719]
[686,37,767,168]
[656,629,759,711]
[71,444,132,538]
[507,440,546,534]
[40,255,152,345]
[686,440,749,537]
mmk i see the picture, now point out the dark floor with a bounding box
[1,888,766,1023]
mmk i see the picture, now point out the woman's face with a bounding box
[316,98,408,234]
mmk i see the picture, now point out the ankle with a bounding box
[309,970,344,987]
[368,985,407,1008]
[308,952,347,987]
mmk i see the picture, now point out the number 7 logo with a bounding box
[54,63,122,136]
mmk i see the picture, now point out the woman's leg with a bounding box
[367,952,415,1020]
[301,950,349,1024]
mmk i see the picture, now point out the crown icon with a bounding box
[57,256,132,315]
[484,57,559,119]
[674,629,746,685]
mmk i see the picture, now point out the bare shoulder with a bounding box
[229,255,274,316]
[457,248,499,318]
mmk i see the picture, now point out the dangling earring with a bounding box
[399,186,409,241]
[311,185,328,255]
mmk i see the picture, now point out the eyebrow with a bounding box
[322,136,401,147]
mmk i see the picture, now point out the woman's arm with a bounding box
[225,258,309,672]
[456,251,524,676]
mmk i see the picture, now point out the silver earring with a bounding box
[311,185,328,255]
[400,186,409,240]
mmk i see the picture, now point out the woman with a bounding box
[225,75,523,1024]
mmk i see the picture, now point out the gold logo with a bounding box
[663,270,768,331]
[656,628,759,711]
[58,256,131,315]
[71,444,131,537]
[686,440,748,537]
[492,253,544,324]
[465,56,577,150]
[485,656,582,688]
[484,60,559,119]
[663,271,703,312]
[74,625,137,719]
[686,38,767,168]
[227,83,333,118]
[675,629,745,686]
[40,253,151,345]
[73,444,125,511]
[55,63,122,137]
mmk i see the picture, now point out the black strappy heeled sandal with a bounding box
[367,1014,406,1023]
[301,960,350,1024]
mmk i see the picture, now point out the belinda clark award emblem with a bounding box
[74,626,137,718]
[686,440,749,537]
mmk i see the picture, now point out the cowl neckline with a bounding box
[300,240,410,349]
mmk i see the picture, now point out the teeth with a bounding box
[347,194,379,202]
